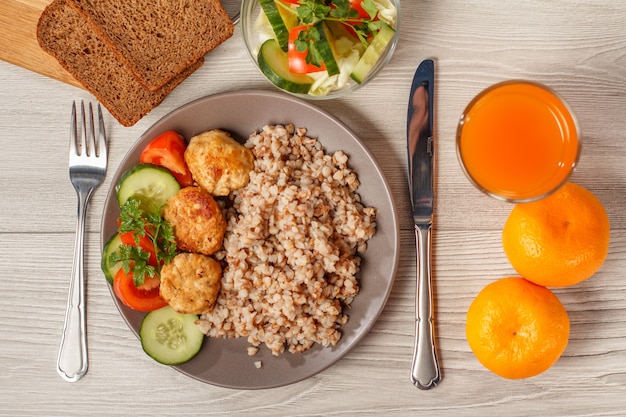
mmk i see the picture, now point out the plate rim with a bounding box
[100,89,400,389]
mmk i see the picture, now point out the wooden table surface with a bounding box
[1,1,626,415]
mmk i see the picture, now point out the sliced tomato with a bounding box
[113,269,168,312]
[119,231,158,266]
[278,0,300,4]
[349,0,371,19]
[288,25,327,74]
[139,130,194,187]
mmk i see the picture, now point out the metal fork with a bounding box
[57,101,108,382]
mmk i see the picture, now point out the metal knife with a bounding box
[406,59,441,390]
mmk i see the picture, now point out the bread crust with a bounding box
[37,0,202,126]
[66,0,234,91]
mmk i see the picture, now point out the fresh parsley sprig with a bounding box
[109,197,177,286]
[116,244,155,286]
[294,26,325,69]
[292,0,383,67]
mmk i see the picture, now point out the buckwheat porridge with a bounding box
[196,124,378,356]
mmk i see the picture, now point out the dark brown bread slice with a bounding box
[67,0,234,92]
[37,0,203,127]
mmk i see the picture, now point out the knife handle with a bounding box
[410,223,441,390]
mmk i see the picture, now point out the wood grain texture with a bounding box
[0,0,82,88]
[1,0,626,416]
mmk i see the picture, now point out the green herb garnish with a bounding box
[109,197,177,286]
[289,0,386,68]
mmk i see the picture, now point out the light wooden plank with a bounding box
[1,0,626,415]
[0,0,82,88]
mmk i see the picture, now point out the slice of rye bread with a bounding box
[67,0,234,92]
[37,0,203,127]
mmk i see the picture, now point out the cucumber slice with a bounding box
[116,164,180,211]
[260,0,291,51]
[140,306,204,365]
[315,22,340,77]
[101,233,123,285]
[258,39,314,94]
[350,23,396,84]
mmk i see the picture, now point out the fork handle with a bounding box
[57,190,92,382]
[410,223,441,389]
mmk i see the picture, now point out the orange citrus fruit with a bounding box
[466,277,570,379]
[502,182,610,287]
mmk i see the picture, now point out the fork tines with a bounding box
[70,101,107,160]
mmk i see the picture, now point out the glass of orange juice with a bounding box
[456,81,580,202]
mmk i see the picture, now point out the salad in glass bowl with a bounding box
[241,0,400,99]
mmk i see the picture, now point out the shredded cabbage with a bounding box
[308,37,362,96]
[374,0,397,27]
[255,0,397,96]
[253,12,276,55]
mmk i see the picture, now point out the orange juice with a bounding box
[456,81,580,202]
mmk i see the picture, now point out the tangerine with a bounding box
[502,182,610,287]
[466,277,570,379]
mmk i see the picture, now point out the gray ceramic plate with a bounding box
[100,90,399,389]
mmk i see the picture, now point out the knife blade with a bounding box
[406,59,441,390]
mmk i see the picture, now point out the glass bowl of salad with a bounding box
[241,0,400,99]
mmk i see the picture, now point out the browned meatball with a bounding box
[163,186,226,255]
[184,129,254,196]
[160,252,222,314]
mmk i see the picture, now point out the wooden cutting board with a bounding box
[0,0,82,88]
